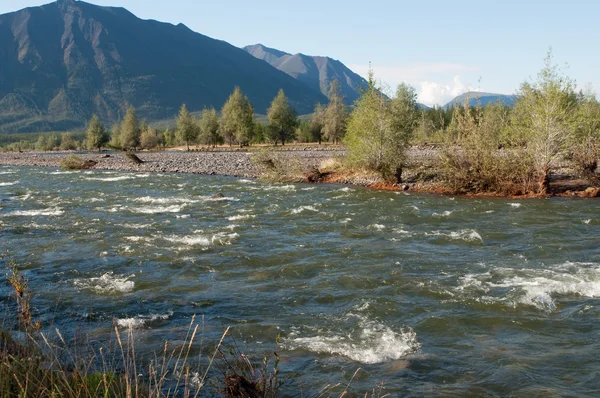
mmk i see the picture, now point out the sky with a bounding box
[2,0,599,106]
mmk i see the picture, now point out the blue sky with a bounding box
[2,0,599,106]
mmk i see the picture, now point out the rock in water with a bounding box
[211,193,225,199]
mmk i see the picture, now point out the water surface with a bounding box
[1,166,599,396]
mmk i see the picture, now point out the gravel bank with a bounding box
[0,150,349,178]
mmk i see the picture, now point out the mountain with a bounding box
[0,0,327,133]
[443,92,518,109]
[244,44,368,104]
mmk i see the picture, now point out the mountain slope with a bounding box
[244,44,367,104]
[443,92,518,109]
[0,0,326,132]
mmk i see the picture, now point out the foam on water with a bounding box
[291,205,319,214]
[4,208,64,217]
[134,196,200,205]
[509,203,522,208]
[165,235,211,246]
[455,263,600,312]
[0,181,18,186]
[0,170,16,175]
[427,229,483,243]
[433,210,454,217]
[116,311,173,329]
[132,205,184,214]
[286,316,420,364]
[73,272,135,294]
[165,231,239,247]
[368,224,385,231]
[85,176,136,182]
[227,214,255,221]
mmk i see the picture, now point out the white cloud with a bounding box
[348,63,481,106]
[419,76,481,107]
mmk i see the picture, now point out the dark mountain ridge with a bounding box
[0,0,326,132]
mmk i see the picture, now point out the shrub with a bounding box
[60,155,97,170]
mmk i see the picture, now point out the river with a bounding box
[1,166,599,396]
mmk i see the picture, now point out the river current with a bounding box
[1,166,599,396]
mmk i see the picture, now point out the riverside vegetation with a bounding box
[0,50,599,197]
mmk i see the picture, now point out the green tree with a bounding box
[267,89,298,146]
[198,107,221,148]
[59,132,77,151]
[511,50,578,193]
[220,87,255,146]
[344,72,417,183]
[140,127,159,149]
[571,89,600,180]
[323,80,349,143]
[310,103,326,144]
[46,134,60,151]
[109,123,122,149]
[86,115,108,151]
[175,104,198,151]
[120,106,140,151]
[35,135,47,151]
[161,128,174,148]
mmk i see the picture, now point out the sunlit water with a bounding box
[1,166,599,396]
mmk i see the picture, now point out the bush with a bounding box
[60,155,97,170]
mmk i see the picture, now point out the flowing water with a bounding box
[1,166,599,396]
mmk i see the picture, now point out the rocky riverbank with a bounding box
[0,149,347,178]
[0,148,596,197]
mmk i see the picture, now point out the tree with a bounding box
[511,50,578,193]
[267,89,298,145]
[140,127,159,149]
[86,115,108,151]
[571,88,600,180]
[309,103,326,144]
[120,106,140,151]
[323,80,349,143]
[35,135,48,152]
[60,132,77,151]
[220,87,255,146]
[175,104,198,151]
[344,71,417,183]
[198,107,221,148]
[109,123,122,149]
[162,128,175,148]
[46,134,60,151]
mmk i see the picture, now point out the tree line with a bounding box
[82,84,350,152]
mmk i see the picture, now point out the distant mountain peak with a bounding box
[443,92,517,109]
[244,44,368,104]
